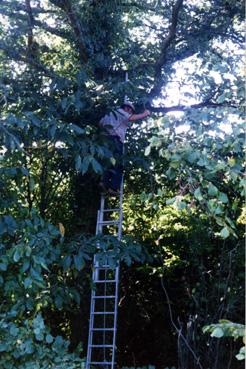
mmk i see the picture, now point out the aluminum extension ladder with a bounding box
[86,180,124,369]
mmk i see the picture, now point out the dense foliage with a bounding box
[0,0,244,368]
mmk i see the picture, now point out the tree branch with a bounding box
[0,3,70,39]
[148,101,238,113]
[0,41,71,84]
[121,1,160,12]
[156,0,183,70]
[33,19,71,40]
[25,0,35,58]
[147,1,243,101]
[160,276,204,369]
[49,0,88,64]
[1,0,57,14]
[149,0,183,98]
[1,2,70,81]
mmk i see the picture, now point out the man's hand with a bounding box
[128,109,151,122]
[143,109,151,117]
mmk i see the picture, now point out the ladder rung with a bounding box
[98,220,120,226]
[89,344,114,348]
[102,208,120,212]
[94,266,117,269]
[91,328,114,331]
[92,312,114,315]
[88,362,114,365]
[93,295,116,299]
[94,280,117,283]
[103,191,121,197]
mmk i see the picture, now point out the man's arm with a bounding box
[128,109,150,122]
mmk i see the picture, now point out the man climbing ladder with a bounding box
[99,101,150,195]
[86,101,150,368]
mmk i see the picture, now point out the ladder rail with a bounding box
[86,281,96,368]
[103,268,107,363]
[111,265,120,369]
[117,178,124,241]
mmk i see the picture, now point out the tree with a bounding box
[0,0,244,368]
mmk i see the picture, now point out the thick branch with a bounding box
[0,3,69,39]
[122,2,160,12]
[49,0,88,63]
[156,0,183,71]
[148,101,238,113]
[25,0,35,57]
[1,1,57,14]
[0,41,70,84]
[33,19,71,39]
[149,0,183,98]
[147,1,243,101]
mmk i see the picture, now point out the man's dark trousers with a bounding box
[102,136,123,191]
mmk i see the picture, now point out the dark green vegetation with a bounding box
[0,0,244,368]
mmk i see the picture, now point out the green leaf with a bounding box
[145,146,151,156]
[0,343,7,352]
[110,157,116,165]
[24,277,32,288]
[25,245,32,257]
[21,167,29,176]
[75,155,82,171]
[194,188,203,201]
[166,168,176,180]
[70,124,84,135]
[170,161,180,169]
[30,267,43,281]
[29,177,35,192]
[218,192,229,203]
[187,151,198,164]
[61,97,68,110]
[215,217,224,226]
[13,249,21,262]
[71,290,81,305]
[21,259,30,273]
[62,255,71,271]
[55,295,63,309]
[208,183,219,197]
[220,227,230,239]
[166,197,176,205]
[0,221,5,235]
[46,334,54,344]
[177,201,187,210]
[91,158,102,173]
[35,333,44,341]
[25,340,34,354]
[81,156,91,175]
[33,313,45,329]
[10,325,19,336]
[49,125,56,139]
[73,255,85,271]
[0,262,7,271]
[225,216,236,229]
[211,327,224,338]
[214,206,223,215]
[217,94,226,104]
[236,347,245,361]
[197,158,206,167]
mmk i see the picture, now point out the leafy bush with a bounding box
[203,320,245,361]
[0,313,85,369]
[0,209,150,368]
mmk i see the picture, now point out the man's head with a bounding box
[121,101,135,114]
